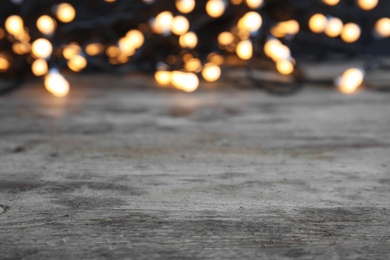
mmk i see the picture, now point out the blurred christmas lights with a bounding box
[0,0,389,97]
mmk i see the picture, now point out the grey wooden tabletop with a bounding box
[0,74,389,259]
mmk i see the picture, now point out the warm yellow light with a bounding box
[12,42,31,55]
[322,0,340,6]
[357,0,378,10]
[236,40,253,60]
[179,32,198,49]
[341,23,361,43]
[245,0,263,9]
[63,43,81,59]
[202,63,221,82]
[218,32,235,45]
[171,71,199,92]
[264,39,291,61]
[309,13,327,34]
[338,68,364,94]
[154,11,174,34]
[125,29,144,49]
[176,0,196,14]
[206,0,225,18]
[171,16,190,35]
[45,70,70,97]
[117,53,129,64]
[375,18,390,38]
[5,15,24,36]
[155,70,171,85]
[208,53,224,65]
[231,0,243,5]
[325,17,343,38]
[238,12,262,33]
[276,60,294,75]
[0,53,10,72]
[106,45,120,58]
[184,58,202,72]
[32,38,53,59]
[31,59,48,76]
[85,43,103,56]
[56,3,76,23]
[36,15,56,35]
[0,28,4,39]
[278,20,300,35]
[118,37,136,56]
[67,55,87,72]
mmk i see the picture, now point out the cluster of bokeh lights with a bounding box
[0,0,389,96]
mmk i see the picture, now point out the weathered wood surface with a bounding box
[0,75,390,259]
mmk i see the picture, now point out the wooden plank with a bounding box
[0,75,390,259]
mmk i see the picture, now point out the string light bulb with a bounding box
[5,15,24,36]
[125,29,144,48]
[341,23,361,43]
[357,0,378,11]
[325,17,343,38]
[171,71,199,92]
[245,0,263,9]
[374,18,390,38]
[36,15,56,35]
[56,3,76,23]
[202,63,221,82]
[154,11,174,34]
[236,40,253,60]
[44,69,70,97]
[206,0,226,18]
[32,38,53,59]
[309,13,327,34]
[337,68,364,94]
[176,0,196,14]
[85,43,103,56]
[171,16,190,35]
[179,32,198,49]
[67,55,87,72]
[238,12,262,33]
[276,59,294,75]
[63,43,81,60]
[322,0,340,6]
[154,70,171,86]
[31,59,48,76]
[218,32,235,46]
[0,53,10,72]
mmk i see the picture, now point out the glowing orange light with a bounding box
[276,60,294,75]
[45,69,70,97]
[375,18,390,38]
[202,63,221,82]
[155,70,171,85]
[341,23,361,43]
[36,15,56,35]
[32,38,53,59]
[322,0,340,6]
[236,40,253,60]
[206,0,225,18]
[309,13,327,34]
[338,68,364,94]
[5,15,24,36]
[56,3,76,23]
[357,0,378,11]
[32,59,48,76]
[176,0,195,14]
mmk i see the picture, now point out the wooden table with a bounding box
[1,74,389,259]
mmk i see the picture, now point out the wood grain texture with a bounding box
[0,74,389,259]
